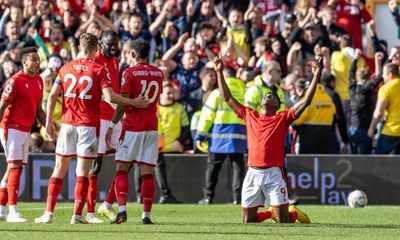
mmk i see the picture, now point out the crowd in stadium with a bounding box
[0,0,399,225]
[0,0,398,155]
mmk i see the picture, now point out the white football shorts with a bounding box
[56,124,98,159]
[0,128,29,165]
[241,167,289,209]
[98,119,122,156]
[115,130,159,166]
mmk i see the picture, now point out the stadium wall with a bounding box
[0,154,398,205]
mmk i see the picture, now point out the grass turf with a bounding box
[1,203,400,240]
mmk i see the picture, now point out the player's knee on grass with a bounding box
[274,206,291,223]
[90,157,103,175]
[242,208,258,223]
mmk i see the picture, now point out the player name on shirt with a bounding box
[132,70,163,77]
[72,65,90,71]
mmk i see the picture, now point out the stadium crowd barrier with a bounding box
[0,154,398,205]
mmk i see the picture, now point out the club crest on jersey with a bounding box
[25,84,29,89]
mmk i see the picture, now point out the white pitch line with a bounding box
[19,206,74,211]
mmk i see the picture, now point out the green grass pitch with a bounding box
[1,203,400,240]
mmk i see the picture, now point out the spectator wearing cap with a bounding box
[245,60,286,112]
[327,0,373,50]
[287,21,330,64]
[0,21,35,52]
[276,12,296,56]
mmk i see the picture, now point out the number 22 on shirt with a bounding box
[64,73,93,100]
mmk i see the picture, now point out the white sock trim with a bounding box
[142,212,150,219]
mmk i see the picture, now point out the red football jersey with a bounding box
[236,105,297,168]
[121,63,163,132]
[95,52,120,121]
[335,0,372,49]
[58,58,111,127]
[0,71,43,132]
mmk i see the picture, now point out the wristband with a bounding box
[109,122,116,129]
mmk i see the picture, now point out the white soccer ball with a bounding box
[348,190,368,208]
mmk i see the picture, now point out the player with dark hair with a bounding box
[108,38,163,225]
[211,54,321,223]
[85,30,121,224]
[34,33,148,224]
[0,47,46,222]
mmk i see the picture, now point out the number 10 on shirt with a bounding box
[140,80,160,104]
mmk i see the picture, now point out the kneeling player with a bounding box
[211,54,317,223]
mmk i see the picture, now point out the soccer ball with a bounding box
[348,190,368,208]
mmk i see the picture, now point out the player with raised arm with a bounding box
[35,33,149,224]
[107,38,163,225]
[85,30,121,224]
[212,54,321,223]
[0,47,46,223]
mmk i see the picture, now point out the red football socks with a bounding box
[141,174,154,213]
[289,211,298,223]
[7,167,23,205]
[105,180,116,204]
[87,174,98,213]
[74,176,89,215]
[256,210,272,223]
[0,188,7,206]
[46,177,63,213]
[114,171,128,207]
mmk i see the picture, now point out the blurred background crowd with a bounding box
[0,0,399,156]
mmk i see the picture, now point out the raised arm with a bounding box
[212,55,241,112]
[293,57,322,117]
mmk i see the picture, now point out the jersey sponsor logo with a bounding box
[3,84,13,97]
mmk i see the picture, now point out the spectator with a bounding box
[245,60,286,112]
[327,0,373,50]
[293,65,336,154]
[196,67,247,205]
[331,35,366,115]
[155,81,191,203]
[368,63,400,154]
[349,51,384,154]
[319,72,349,154]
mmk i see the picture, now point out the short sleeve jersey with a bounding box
[236,105,297,167]
[121,63,163,132]
[378,78,400,137]
[0,71,43,132]
[58,58,111,127]
[95,52,120,121]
